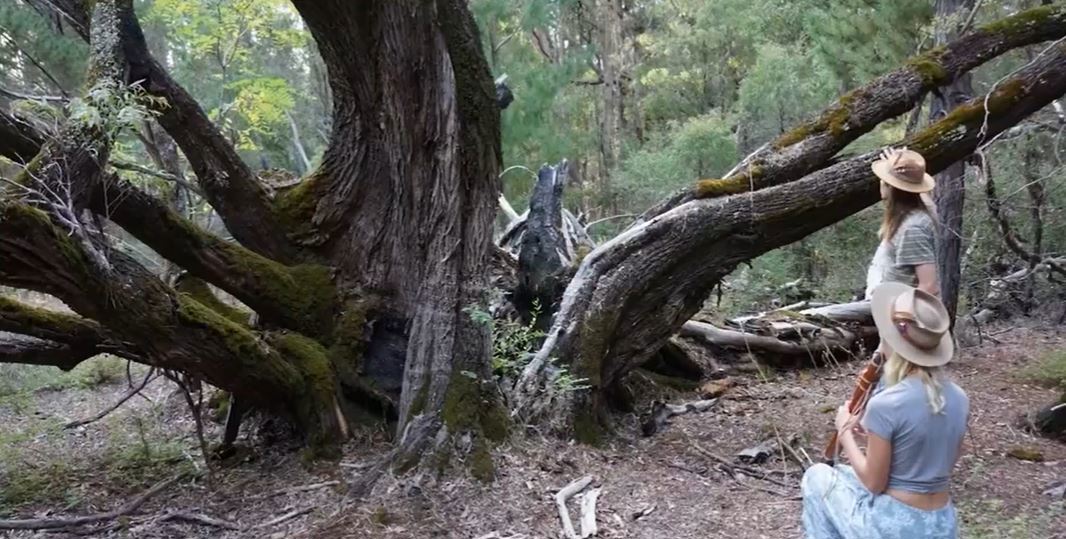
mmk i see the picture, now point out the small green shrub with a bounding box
[1021,349,1066,389]
[68,356,126,389]
[491,301,546,378]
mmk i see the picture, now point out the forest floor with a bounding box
[0,319,1063,539]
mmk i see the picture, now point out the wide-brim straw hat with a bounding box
[872,148,936,193]
[870,282,954,367]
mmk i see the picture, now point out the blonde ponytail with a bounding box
[882,352,946,414]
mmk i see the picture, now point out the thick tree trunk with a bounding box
[930,0,976,325]
[286,0,505,472]
[3,0,504,475]
[515,36,1066,435]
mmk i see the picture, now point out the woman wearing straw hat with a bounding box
[801,282,969,539]
[864,147,940,300]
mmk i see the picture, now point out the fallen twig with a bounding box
[691,442,795,489]
[160,510,239,530]
[64,369,156,429]
[253,506,313,529]
[0,474,181,530]
[258,480,341,499]
[773,427,811,471]
[555,475,593,539]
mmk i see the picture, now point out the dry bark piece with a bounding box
[579,487,601,538]
[555,475,594,539]
[737,440,776,465]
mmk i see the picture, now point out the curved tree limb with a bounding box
[642,4,1066,218]
[0,295,112,347]
[25,0,300,262]
[3,108,338,337]
[515,40,1066,426]
[0,202,339,437]
[0,333,97,370]
[90,175,337,337]
[0,0,345,443]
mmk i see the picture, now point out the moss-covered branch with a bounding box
[93,176,338,337]
[0,200,345,442]
[688,4,1066,202]
[0,295,107,347]
[26,0,301,261]
[0,296,142,369]
[0,333,97,371]
[5,103,337,337]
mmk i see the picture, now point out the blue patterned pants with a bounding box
[801,463,958,539]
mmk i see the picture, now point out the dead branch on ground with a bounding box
[0,474,182,530]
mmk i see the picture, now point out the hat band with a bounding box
[892,165,924,184]
[891,311,941,350]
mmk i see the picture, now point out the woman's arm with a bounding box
[840,428,892,494]
[915,263,939,296]
[837,406,892,494]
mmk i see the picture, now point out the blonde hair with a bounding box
[882,352,946,414]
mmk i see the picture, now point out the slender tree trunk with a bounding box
[1023,141,1044,310]
[597,0,626,212]
[930,0,976,324]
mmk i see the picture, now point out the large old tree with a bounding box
[1,0,1065,478]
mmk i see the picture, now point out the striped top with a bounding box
[864,211,938,299]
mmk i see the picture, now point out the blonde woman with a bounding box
[864,147,940,300]
[802,282,969,539]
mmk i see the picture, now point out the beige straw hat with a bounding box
[870,282,954,367]
[872,148,936,193]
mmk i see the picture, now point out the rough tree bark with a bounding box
[514,9,1066,438]
[1,1,1063,473]
[930,0,976,324]
[1,0,505,479]
[597,0,628,201]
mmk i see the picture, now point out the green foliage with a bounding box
[0,356,127,398]
[803,0,934,86]
[738,44,840,147]
[141,0,324,171]
[619,114,738,207]
[490,301,545,377]
[1022,349,1066,389]
[0,2,87,92]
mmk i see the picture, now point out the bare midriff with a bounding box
[886,488,951,511]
